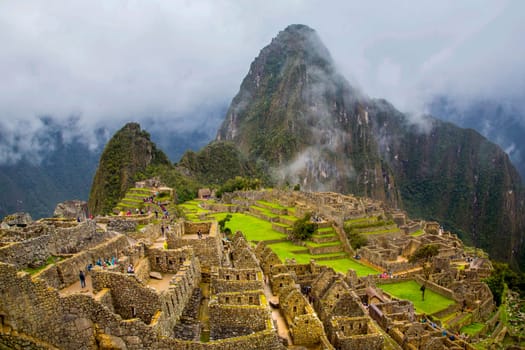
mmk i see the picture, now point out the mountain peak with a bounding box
[88,122,170,215]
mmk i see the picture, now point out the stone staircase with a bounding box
[173,287,202,341]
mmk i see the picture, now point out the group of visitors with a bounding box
[95,256,118,268]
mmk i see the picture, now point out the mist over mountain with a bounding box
[218,24,525,269]
[428,96,525,180]
[0,114,218,219]
[0,131,100,219]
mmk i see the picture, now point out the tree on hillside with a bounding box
[348,231,368,250]
[290,213,317,241]
[218,214,232,233]
[409,244,439,280]
[215,176,261,198]
[409,244,439,264]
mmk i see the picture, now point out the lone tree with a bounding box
[409,244,439,279]
[218,214,232,233]
[409,244,439,264]
[290,213,317,241]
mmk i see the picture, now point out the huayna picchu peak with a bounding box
[88,122,170,216]
[217,24,525,270]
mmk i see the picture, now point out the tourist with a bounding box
[79,270,86,288]
[161,225,165,237]
[127,264,134,273]
[197,230,202,239]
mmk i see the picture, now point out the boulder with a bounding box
[1,212,33,227]
[54,200,88,220]
[149,271,163,280]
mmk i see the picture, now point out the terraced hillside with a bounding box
[179,197,379,276]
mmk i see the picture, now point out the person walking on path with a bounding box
[79,270,86,288]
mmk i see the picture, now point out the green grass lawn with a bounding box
[267,241,379,276]
[378,280,456,315]
[207,213,286,241]
[460,322,484,336]
[256,200,286,210]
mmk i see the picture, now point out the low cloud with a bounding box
[0,1,523,163]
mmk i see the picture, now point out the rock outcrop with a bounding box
[53,200,88,220]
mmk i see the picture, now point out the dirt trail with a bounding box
[60,274,95,297]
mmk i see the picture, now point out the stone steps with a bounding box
[173,287,203,341]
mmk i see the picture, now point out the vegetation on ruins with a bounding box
[483,262,525,306]
[218,214,232,234]
[290,213,317,241]
[347,231,368,250]
[408,244,440,264]
[215,176,261,198]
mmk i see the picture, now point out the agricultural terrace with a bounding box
[179,199,380,276]
[378,280,456,315]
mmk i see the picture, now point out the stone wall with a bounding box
[147,246,194,273]
[209,304,269,339]
[169,221,222,272]
[215,291,263,306]
[0,235,50,268]
[92,270,160,324]
[368,300,415,329]
[0,220,113,269]
[211,277,264,294]
[328,316,384,350]
[35,234,130,289]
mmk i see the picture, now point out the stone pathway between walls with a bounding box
[262,279,293,346]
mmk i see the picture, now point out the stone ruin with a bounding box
[0,210,285,349]
[0,188,503,349]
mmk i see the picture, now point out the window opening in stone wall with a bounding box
[279,283,283,287]
[293,306,297,313]
[249,296,253,304]
[225,297,229,303]
[237,297,241,303]
[156,257,160,264]
[236,274,240,280]
[226,275,230,280]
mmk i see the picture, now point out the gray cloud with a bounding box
[1,0,524,163]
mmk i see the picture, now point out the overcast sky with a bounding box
[1,0,524,162]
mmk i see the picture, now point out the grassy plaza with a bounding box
[378,280,456,315]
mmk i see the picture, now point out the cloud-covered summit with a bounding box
[1,1,524,163]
